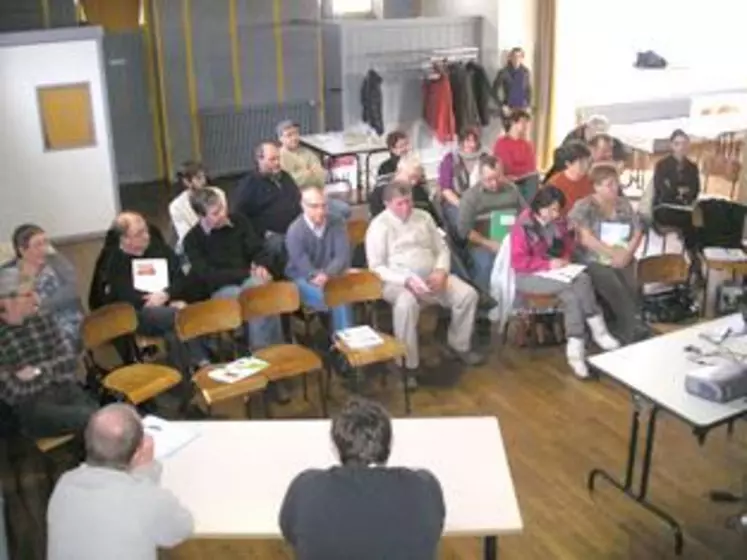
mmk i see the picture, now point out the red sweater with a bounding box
[493,136,536,178]
[546,171,594,216]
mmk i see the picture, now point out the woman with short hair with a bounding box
[437,127,484,228]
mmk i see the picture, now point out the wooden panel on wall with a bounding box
[82,0,141,31]
[37,82,96,150]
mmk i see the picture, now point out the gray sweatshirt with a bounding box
[47,462,193,560]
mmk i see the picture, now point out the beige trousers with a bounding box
[382,274,478,369]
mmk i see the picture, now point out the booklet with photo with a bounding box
[335,325,384,350]
[208,357,270,384]
[132,258,169,294]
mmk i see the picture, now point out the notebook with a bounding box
[335,325,384,350]
[489,210,517,242]
[142,415,199,460]
[208,357,270,384]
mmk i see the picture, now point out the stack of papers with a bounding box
[703,247,747,262]
[535,264,586,284]
[336,325,384,350]
[142,416,199,460]
[207,357,270,384]
[132,258,169,293]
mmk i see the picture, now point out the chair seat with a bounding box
[36,433,75,453]
[102,364,182,406]
[515,292,561,312]
[193,364,269,406]
[335,331,406,369]
[253,344,323,382]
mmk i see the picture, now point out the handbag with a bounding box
[641,283,698,324]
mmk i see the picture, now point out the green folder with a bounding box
[489,210,517,242]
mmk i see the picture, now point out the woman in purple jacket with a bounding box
[510,186,619,379]
[437,127,484,231]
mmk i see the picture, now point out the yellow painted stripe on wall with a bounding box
[40,0,51,28]
[228,0,244,107]
[272,0,285,103]
[151,0,173,175]
[141,0,165,179]
[316,13,325,129]
[182,0,202,160]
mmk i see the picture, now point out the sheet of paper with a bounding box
[132,258,169,294]
[534,264,587,284]
[142,415,199,460]
[703,247,747,262]
[335,325,384,350]
[599,222,631,247]
[207,357,270,384]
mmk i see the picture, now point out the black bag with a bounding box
[642,284,698,324]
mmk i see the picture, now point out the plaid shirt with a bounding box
[0,311,79,406]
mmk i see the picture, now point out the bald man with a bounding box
[47,404,193,560]
[103,212,207,368]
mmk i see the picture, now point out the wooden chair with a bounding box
[636,254,702,334]
[239,281,326,417]
[81,303,178,406]
[702,154,741,199]
[324,270,410,414]
[347,219,368,248]
[175,298,267,416]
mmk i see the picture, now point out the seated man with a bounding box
[492,110,539,202]
[277,119,350,220]
[377,130,410,177]
[105,212,206,369]
[366,182,484,384]
[232,141,302,263]
[280,397,444,560]
[47,404,193,560]
[0,268,97,438]
[285,185,353,333]
[457,155,524,294]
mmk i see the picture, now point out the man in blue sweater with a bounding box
[285,185,352,333]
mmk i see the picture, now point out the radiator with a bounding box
[199,100,319,176]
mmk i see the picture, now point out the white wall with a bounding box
[0,28,118,242]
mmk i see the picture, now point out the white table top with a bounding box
[588,314,747,428]
[300,131,388,156]
[160,417,523,539]
[610,113,747,153]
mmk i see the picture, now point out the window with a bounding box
[331,0,374,16]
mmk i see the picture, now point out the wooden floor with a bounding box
[3,181,747,559]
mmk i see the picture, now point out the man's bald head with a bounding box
[85,404,144,470]
[114,212,150,256]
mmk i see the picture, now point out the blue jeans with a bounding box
[295,279,353,332]
[469,246,496,294]
[442,201,460,233]
[212,276,283,350]
[328,198,351,220]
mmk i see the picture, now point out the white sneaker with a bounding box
[586,315,621,351]
[566,337,589,379]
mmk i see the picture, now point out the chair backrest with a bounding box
[239,281,300,321]
[81,302,138,351]
[176,299,242,342]
[347,220,368,247]
[324,270,382,308]
[636,254,689,287]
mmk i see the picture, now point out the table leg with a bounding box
[587,401,684,555]
[483,536,497,560]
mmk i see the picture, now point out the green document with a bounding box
[489,210,517,242]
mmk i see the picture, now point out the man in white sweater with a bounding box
[365,182,484,385]
[47,404,193,560]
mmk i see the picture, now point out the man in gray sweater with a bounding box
[47,404,193,560]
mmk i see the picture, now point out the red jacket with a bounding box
[423,73,456,143]
[510,209,574,273]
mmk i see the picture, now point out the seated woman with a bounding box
[652,129,702,281]
[511,186,619,378]
[438,127,484,228]
[6,224,84,351]
[168,160,227,249]
[377,130,410,177]
[569,164,649,344]
[545,141,594,216]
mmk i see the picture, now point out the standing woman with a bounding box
[652,129,702,281]
[437,127,484,230]
[511,186,619,379]
[8,224,84,350]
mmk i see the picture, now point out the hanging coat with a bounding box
[360,69,384,135]
[466,61,497,126]
[449,63,480,133]
[423,71,456,143]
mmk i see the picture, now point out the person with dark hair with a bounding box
[546,140,594,216]
[457,155,524,293]
[438,127,484,228]
[47,404,193,560]
[279,397,445,560]
[569,164,649,344]
[492,110,539,201]
[493,47,532,126]
[366,182,483,384]
[588,133,615,164]
[232,142,302,260]
[0,267,97,439]
[168,161,226,247]
[377,131,410,177]
[652,129,703,281]
[4,224,83,350]
[511,186,619,378]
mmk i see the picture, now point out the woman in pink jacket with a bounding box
[510,186,619,379]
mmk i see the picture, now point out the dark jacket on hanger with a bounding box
[449,63,480,133]
[466,62,496,126]
[493,63,532,110]
[361,69,384,135]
